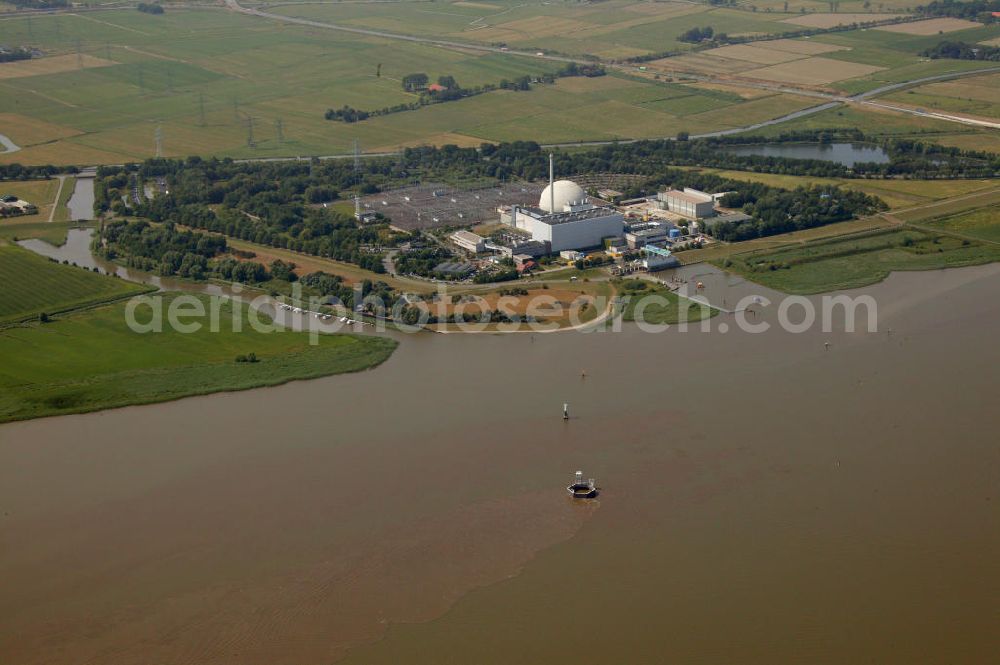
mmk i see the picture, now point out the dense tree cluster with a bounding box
[402,73,429,91]
[921,40,1000,60]
[0,163,69,180]
[394,247,453,278]
[96,220,227,280]
[137,2,165,14]
[710,186,884,241]
[0,47,34,63]
[918,0,1000,22]
[8,0,67,8]
[679,26,720,43]
[95,158,404,272]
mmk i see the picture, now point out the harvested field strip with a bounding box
[875,18,982,35]
[781,13,903,28]
[743,57,885,85]
[0,54,115,80]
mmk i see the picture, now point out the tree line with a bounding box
[0,47,34,64]
[918,0,1000,22]
[325,64,604,124]
[921,40,1000,60]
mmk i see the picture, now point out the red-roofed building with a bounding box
[427,83,446,92]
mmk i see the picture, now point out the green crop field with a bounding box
[0,5,784,165]
[718,227,1000,294]
[926,208,1000,243]
[0,243,152,324]
[0,292,397,422]
[267,0,795,57]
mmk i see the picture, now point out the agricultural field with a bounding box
[0,1,996,165]
[874,18,982,35]
[266,0,797,58]
[0,243,151,324]
[717,227,1000,294]
[925,208,1000,243]
[697,168,1000,210]
[0,5,846,164]
[0,292,397,422]
[750,103,1000,149]
[781,12,903,28]
[883,72,1000,121]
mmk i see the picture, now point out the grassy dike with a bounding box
[0,244,153,324]
[0,294,397,423]
[715,228,1000,295]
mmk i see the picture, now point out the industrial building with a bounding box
[625,223,669,249]
[500,239,549,258]
[450,230,486,254]
[658,188,716,219]
[501,156,624,253]
[641,245,680,271]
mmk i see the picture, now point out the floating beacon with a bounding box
[563,403,569,420]
[567,471,597,499]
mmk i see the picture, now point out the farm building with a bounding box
[0,195,38,217]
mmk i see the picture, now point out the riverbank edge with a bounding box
[0,302,399,424]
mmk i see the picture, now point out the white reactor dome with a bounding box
[539,180,587,213]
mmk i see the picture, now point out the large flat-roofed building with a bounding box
[658,188,716,219]
[500,239,550,258]
[450,230,485,254]
[625,224,668,249]
[503,173,624,253]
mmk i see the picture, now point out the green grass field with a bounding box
[0,292,397,422]
[718,227,1000,294]
[0,243,152,324]
[924,208,1000,243]
[618,279,717,325]
[0,5,782,163]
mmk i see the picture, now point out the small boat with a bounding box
[567,471,597,499]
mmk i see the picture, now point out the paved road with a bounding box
[47,175,67,223]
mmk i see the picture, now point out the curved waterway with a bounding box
[1,242,999,663]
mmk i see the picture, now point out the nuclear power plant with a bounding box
[499,154,625,252]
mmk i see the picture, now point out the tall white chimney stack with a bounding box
[549,153,555,214]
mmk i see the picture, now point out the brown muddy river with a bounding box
[1,262,998,664]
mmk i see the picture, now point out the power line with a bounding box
[245,116,256,148]
[274,117,284,144]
